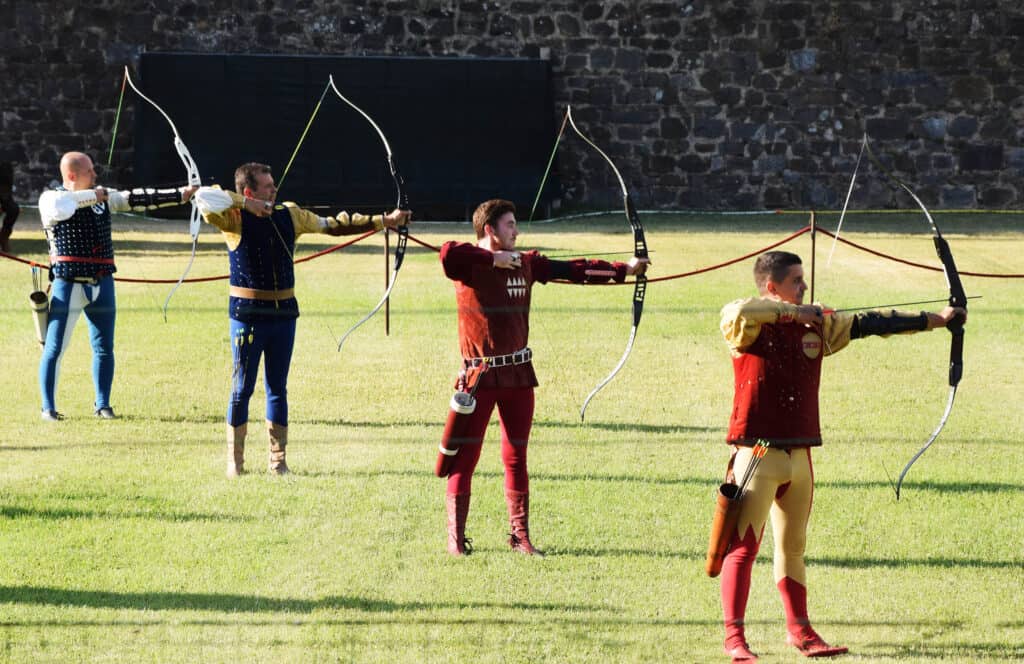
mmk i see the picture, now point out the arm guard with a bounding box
[547,258,627,283]
[284,202,381,237]
[108,187,188,212]
[850,310,929,339]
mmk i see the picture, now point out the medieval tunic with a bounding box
[720,297,854,449]
[196,187,384,427]
[440,242,630,389]
[44,187,117,280]
[198,189,384,322]
[717,295,934,654]
[37,184,190,414]
[439,240,629,496]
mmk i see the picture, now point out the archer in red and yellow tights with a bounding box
[718,250,965,662]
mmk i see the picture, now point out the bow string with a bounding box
[116,66,203,321]
[327,75,410,352]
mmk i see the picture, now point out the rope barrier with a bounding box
[406,233,441,252]
[0,228,381,284]
[3,223,1022,286]
[819,227,1024,278]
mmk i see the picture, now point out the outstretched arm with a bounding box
[105,185,197,213]
[288,205,410,238]
[534,254,650,284]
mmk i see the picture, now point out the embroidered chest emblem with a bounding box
[801,331,822,359]
[506,275,527,300]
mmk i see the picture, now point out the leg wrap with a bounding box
[721,525,760,653]
[268,420,288,475]
[226,423,246,478]
[445,493,472,556]
[505,488,542,556]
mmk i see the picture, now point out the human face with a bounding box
[245,171,278,203]
[488,211,518,251]
[766,264,807,304]
[68,156,97,190]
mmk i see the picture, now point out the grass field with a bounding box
[1,208,1022,663]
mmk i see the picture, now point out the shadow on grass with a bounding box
[300,467,717,487]
[0,615,722,629]
[810,554,1022,570]
[866,642,1024,660]
[279,418,718,435]
[549,545,1020,570]
[820,478,1022,494]
[145,414,233,425]
[301,468,1021,496]
[0,585,607,615]
[552,546,702,560]
[0,505,251,523]
[541,419,723,434]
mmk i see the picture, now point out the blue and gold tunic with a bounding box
[196,188,384,323]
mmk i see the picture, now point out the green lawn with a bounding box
[1,209,1022,662]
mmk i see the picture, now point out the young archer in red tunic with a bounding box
[439,199,649,556]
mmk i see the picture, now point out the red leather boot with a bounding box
[446,493,472,556]
[505,488,543,556]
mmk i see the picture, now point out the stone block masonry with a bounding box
[2,0,1023,211]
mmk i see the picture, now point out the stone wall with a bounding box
[3,0,1024,212]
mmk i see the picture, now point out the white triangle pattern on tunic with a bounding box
[506,275,527,300]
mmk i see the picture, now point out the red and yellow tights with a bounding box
[720,446,815,650]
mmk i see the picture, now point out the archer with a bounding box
[437,198,649,556]
[195,162,409,477]
[715,250,965,662]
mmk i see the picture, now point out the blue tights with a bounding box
[227,317,296,427]
[39,276,116,413]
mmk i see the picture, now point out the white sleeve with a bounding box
[38,190,98,228]
[107,189,130,212]
[194,187,235,215]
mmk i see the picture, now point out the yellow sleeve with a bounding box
[720,297,799,355]
[821,311,854,356]
[284,203,384,237]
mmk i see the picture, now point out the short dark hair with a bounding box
[234,162,272,195]
[753,251,802,291]
[472,199,516,239]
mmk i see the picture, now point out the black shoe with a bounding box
[41,409,65,422]
[95,407,117,419]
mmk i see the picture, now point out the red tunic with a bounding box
[440,241,627,390]
[440,242,551,389]
[727,319,826,448]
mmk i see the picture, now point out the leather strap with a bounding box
[229,285,295,301]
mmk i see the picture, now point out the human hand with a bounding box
[493,251,521,270]
[94,187,109,203]
[794,304,824,325]
[928,305,967,330]
[181,185,199,203]
[626,255,651,277]
[383,208,411,229]
[244,196,273,217]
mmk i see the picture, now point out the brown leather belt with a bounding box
[229,285,295,301]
